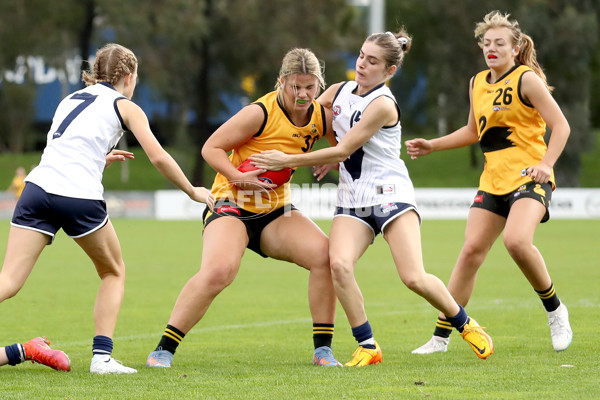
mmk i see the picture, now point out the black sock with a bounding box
[313,323,334,349]
[433,318,453,339]
[155,324,186,355]
[536,283,561,312]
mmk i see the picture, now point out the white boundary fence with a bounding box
[1,186,599,220]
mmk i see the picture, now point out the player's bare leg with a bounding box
[328,216,381,366]
[386,211,493,359]
[412,208,503,354]
[75,221,136,374]
[262,210,341,366]
[169,217,247,332]
[0,227,47,303]
[504,198,572,351]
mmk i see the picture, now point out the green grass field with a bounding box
[0,219,598,399]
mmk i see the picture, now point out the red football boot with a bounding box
[23,337,71,371]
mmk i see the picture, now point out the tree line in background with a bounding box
[0,0,598,187]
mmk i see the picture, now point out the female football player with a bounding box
[251,29,493,366]
[146,48,342,368]
[0,43,213,373]
[406,11,572,354]
[6,166,27,200]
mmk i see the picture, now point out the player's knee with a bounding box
[0,276,25,301]
[312,249,331,273]
[97,261,126,280]
[200,262,237,291]
[400,273,426,293]
[310,236,330,266]
[329,256,354,283]
[204,273,233,291]
[296,238,330,272]
[460,241,489,265]
[0,284,21,301]
[503,234,527,258]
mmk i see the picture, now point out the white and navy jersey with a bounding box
[26,83,127,200]
[332,81,416,208]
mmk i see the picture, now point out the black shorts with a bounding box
[11,182,109,243]
[334,202,419,240]
[471,181,552,223]
[203,200,297,258]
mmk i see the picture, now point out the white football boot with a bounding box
[547,302,573,351]
[90,354,137,374]
[411,336,449,354]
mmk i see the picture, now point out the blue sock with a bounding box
[351,321,376,349]
[5,343,25,366]
[92,335,113,357]
[445,305,469,333]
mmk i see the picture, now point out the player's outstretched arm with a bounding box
[406,78,479,160]
[116,99,214,207]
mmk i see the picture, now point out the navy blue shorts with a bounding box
[334,202,419,240]
[11,182,109,243]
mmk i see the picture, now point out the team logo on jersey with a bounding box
[376,184,396,194]
[380,203,398,214]
[505,79,510,84]
[514,184,527,198]
[333,105,341,117]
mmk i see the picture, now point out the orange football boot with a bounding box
[344,341,382,367]
[23,337,71,371]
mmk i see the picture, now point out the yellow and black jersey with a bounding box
[210,91,327,213]
[472,64,553,195]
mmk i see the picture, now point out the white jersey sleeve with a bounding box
[25,83,127,200]
[332,81,416,208]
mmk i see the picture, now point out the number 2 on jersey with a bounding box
[53,93,98,139]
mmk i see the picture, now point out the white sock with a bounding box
[359,338,375,347]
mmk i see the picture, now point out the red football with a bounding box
[237,159,292,188]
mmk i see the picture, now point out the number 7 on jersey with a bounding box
[53,93,98,139]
